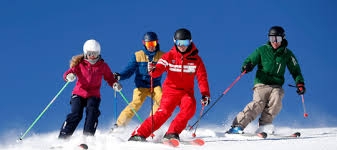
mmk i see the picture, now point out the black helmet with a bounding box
[174,28,192,40]
[143,32,158,42]
[268,26,285,37]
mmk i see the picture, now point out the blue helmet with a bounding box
[143,32,158,42]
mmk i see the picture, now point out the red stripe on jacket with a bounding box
[151,43,210,97]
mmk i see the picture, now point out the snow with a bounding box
[1,124,336,150]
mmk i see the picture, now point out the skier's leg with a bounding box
[59,95,85,139]
[232,84,271,129]
[131,91,180,138]
[167,90,196,134]
[259,86,284,125]
[83,97,101,136]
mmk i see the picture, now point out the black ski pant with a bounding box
[58,95,101,139]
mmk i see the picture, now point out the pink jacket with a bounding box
[64,59,117,98]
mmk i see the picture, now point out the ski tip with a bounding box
[192,138,205,146]
[79,143,88,150]
[257,132,268,138]
[293,132,301,137]
[163,139,180,147]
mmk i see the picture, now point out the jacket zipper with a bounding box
[277,63,281,74]
[181,56,184,77]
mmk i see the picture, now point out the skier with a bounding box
[58,39,122,139]
[226,26,305,134]
[111,32,165,130]
[128,28,211,142]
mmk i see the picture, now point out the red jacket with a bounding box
[151,43,210,97]
[64,59,117,98]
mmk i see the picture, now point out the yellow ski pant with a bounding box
[116,86,162,126]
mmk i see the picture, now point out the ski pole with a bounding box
[150,75,155,138]
[301,94,309,118]
[117,91,143,122]
[18,81,70,141]
[147,56,156,138]
[288,84,309,118]
[188,71,246,130]
[114,90,118,121]
[192,105,205,137]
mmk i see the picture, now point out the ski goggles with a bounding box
[269,36,283,43]
[175,40,191,47]
[86,51,100,57]
[144,41,158,47]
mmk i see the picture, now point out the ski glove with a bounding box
[113,72,121,81]
[200,95,210,106]
[113,82,122,92]
[242,62,253,73]
[148,62,155,72]
[296,83,305,95]
[66,73,76,82]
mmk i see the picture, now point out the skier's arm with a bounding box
[242,47,262,72]
[196,59,210,97]
[63,67,76,81]
[119,54,138,80]
[287,51,304,84]
[150,57,167,78]
[103,64,118,87]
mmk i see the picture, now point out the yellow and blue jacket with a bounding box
[119,49,165,88]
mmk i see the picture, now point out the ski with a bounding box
[270,132,301,139]
[162,138,180,147]
[79,143,89,150]
[181,138,205,146]
[257,132,268,138]
[162,138,205,147]
[49,145,63,149]
[225,132,268,139]
[49,143,88,150]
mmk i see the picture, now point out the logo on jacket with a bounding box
[184,65,196,73]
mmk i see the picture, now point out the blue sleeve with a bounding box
[119,54,137,80]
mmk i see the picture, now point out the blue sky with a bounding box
[1,0,336,139]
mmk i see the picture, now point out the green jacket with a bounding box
[242,42,304,86]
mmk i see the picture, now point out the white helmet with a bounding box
[83,39,101,55]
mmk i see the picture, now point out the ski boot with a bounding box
[163,133,180,141]
[256,124,275,134]
[226,126,244,134]
[128,135,146,142]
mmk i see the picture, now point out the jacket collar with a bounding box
[172,42,199,57]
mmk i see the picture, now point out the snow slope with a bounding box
[1,124,336,150]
